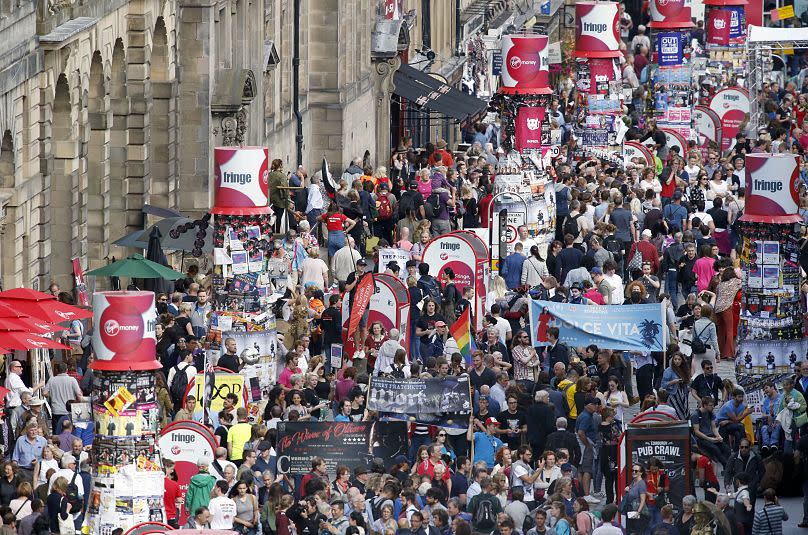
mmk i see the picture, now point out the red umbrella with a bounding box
[0,317,62,335]
[0,289,56,301]
[0,298,91,325]
[0,332,71,350]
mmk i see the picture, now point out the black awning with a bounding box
[393,64,488,122]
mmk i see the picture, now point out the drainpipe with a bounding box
[455,0,462,54]
[293,0,303,167]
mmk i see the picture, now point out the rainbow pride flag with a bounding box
[449,307,475,364]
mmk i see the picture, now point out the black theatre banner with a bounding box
[367,376,472,428]
[275,421,407,477]
[625,424,691,519]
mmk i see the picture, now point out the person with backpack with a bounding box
[168,352,197,416]
[374,183,396,244]
[417,263,443,307]
[429,187,453,236]
[467,476,502,534]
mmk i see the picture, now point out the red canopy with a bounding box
[0,299,91,325]
[0,289,56,301]
[0,332,71,350]
[0,317,62,335]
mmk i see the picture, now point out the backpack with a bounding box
[377,193,393,220]
[389,364,406,379]
[559,382,575,418]
[581,512,597,535]
[424,192,441,220]
[603,235,623,262]
[66,471,82,511]
[418,277,443,306]
[562,214,581,239]
[369,496,387,521]
[472,496,496,530]
[691,323,710,354]
[170,363,191,407]
[664,204,687,232]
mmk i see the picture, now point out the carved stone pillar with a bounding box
[372,56,401,170]
[125,12,152,235]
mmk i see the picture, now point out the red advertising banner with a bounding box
[742,154,802,224]
[515,107,546,151]
[72,258,89,306]
[575,2,621,58]
[347,272,375,338]
[500,34,551,94]
[707,9,732,45]
[212,146,270,215]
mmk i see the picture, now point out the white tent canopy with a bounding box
[748,25,808,46]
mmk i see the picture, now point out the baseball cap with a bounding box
[257,440,272,452]
[29,398,45,406]
[435,321,447,327]
[357,259,368,266]
[585,396,601,406]
[485,417,499,426]
[590,267,602,275]
[561,463,573,472]
[354,467,369,476]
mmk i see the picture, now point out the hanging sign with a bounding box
[515,107,546,151]
[709,87,749,152]
[575,2,621,58]
[692,105,722,153]
[656,32,683,66]
[707,9,731,46]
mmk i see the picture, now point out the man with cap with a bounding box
[47,453,84,498]
[352,466,370,494]
[184,458,217,518]
[15,398,50,439]
[576,396,602,504]
[467,417,504,469]
[627,229,660,275]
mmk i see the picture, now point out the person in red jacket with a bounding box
[627,229,660,276]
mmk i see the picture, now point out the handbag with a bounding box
[58,503,75,535]
[796,411,808,428]
[690,323,710,355]
[627,247,643,273]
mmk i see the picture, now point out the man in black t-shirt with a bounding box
[217,337,241,373]
[497,396,527,449]
[468,352,496,392]
[690,360,723,405]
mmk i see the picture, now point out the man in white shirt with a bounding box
[210,447,237,481]
[490,304,512,344]
[44,362,83,434]
[207,480,237,529]
[515,226,535,254]
[331,237,363,283]
[47,454,84,498]
[167,352,197,394]
[5,361,41,410]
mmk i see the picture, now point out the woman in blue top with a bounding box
[661,352,690,420]
[549,500,573,535]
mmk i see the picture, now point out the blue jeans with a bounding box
[645,504,662,535]
[665,270,680,309]
[762,422,781,447]
[328,230,345,259]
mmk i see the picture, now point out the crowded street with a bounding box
[2,0,808,534]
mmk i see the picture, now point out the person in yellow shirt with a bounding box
[226,407,252,464]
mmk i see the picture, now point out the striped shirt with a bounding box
[751,504,788,535]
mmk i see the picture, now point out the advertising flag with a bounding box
[347,272,375,338]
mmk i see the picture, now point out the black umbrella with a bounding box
[142,227,173,295]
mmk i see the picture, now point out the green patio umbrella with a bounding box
[86,253,185,280]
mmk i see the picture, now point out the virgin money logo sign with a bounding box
[103,319,138,336]
[93,292,157,363]
[501,35,550,92]
[440,253,449,260]
[651,0,690,23]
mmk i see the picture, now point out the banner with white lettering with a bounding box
[377,248,411,280]
[367,376,472,428]
[624,424,691,519]
[529,300,665,352]
[275,421,407,477]
[656,32,683,66]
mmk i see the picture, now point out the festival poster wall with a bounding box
[529,300,665,352]
[367,376,472,428]
[656,32,683,66]
[515,107,546,151]
[625,425,691,518]
[275,421,408,477]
